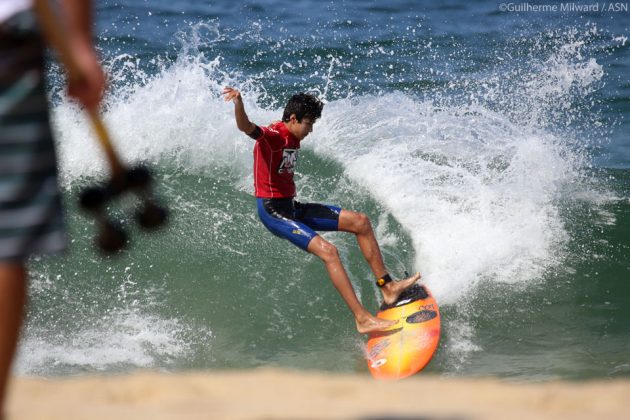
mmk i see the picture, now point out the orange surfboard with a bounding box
[366,283,440,380]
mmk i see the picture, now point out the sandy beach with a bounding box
[6,369,629,419]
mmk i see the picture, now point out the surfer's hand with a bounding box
[223,87,242,103]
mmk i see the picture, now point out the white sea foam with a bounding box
[310,94,578,304]
[18,264,211,374]
[16,308,195,374]
[51,55,267,185]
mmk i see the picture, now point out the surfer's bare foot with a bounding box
[380,272,421,305]
[355,314,398,334]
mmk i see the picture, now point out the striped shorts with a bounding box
[0,13,66,262]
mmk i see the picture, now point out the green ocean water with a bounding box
[19,153,630,380]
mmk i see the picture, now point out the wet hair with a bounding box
[282,93,324,123]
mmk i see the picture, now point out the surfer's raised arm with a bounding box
[223,87,257,137]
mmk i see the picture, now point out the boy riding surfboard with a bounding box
[224,87,420,334]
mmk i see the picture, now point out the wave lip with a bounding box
[311,93,584,304]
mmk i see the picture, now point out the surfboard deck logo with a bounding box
[366,283,441,380]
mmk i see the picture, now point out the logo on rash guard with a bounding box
[278,149,298,174]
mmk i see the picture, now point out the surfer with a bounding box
[223,87,421,334]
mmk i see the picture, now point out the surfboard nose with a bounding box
[367,285,441,380]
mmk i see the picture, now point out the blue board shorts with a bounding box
[257,198,342,251]
[0,12,67,262]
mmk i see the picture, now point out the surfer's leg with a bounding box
[338,210,421,305]
[0,263,27,416]
[257,199,400,332]
[307,236,398,334]
[337,210,387,276]
[295,204,390,280]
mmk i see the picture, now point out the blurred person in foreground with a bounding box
[0,0,104,416]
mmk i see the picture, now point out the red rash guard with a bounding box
[248,121,299,198]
